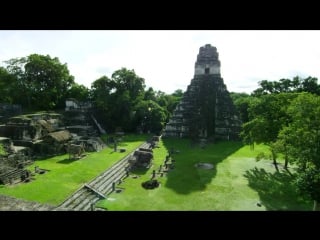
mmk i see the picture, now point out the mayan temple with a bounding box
[163,44,241,141]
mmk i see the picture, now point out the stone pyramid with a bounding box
[163,44,241,141]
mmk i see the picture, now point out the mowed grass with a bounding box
[96,138,312,211]
[0,134,148,205]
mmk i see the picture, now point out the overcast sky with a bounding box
[1,30,320,94]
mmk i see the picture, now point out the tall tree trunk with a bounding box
[313,200,320,211]
[271,149,279,172]
[284,154,289,169]
[250,140,254,150]
[284,145,289,169]
[273,158,279,172]
[302,162,307,172]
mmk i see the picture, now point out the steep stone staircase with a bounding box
[0,168,27,185]
[57,142,151,211]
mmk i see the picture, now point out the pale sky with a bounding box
[1,30,320,94]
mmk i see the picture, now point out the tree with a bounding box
[278,93,320,169]
[296,166,320,211]
[3,57,29,106]
[0,67,17,103]
[165,90,183,114]
[252,76,320,96]
[241,93,298,170]
[91,76,115,108]
[144,87,157,102]
[133,100,167,135]
[90,68,181,134]
[24,54,75,109]
[112,68,145,102]
[112,90,132,131]
[230,92,251,123]
[277,93,320,210]
[66,83,90,102]
[171,89,184,97]
[143,89,183,124]
[300,76,320,95]
[91,69,148,132]
[4,54,75,110]
[90,76,116,131]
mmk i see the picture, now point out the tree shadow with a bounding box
[162,138,243,195]
[34,153,67,161]
[130,167,149,176]
[243,167,312,210]
[57,158,80,164]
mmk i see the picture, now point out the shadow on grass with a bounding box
[57,158,79,164]
[243,167,312,210]
[102,133,151,144]
[34,153,67,161]
[118,143,129,147]
[162,138,242,195]
[130,167,149,176]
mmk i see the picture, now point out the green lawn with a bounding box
[0,135,313,210]
[0,134,148,205]
[96,138,312,211]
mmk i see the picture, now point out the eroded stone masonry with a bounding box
[163,44,241,141]
[0,99,106,185]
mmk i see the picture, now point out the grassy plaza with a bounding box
[0,135,312,210]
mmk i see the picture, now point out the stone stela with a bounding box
[163,44,241,141]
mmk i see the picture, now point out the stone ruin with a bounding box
[0,103,106,157]
[0,103,22,123]
[63,102,106,152]
[128,136,161,170]
[0,137,33,185]
[66,142,86,160]
[0,99,107,185]
[0,113,63,154]
[149,135,161,148]
[0,164,31,185]
[35,130,72,155]
[65,98,92,112]
[129,148,153,169]
[163,44,241,141]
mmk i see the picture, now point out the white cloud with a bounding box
[1,30,320,94]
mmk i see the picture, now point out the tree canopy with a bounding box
[90,68,180,134]
[238,76,320,210]
[3,54,75,110]
[252,76,320,96]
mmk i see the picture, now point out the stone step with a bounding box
[70,189,93,210]
[0,169,24,178]
[95,163,130,193]
[84,184,106,199]
[73,192,97,211]
[82,196,100,211]
[0,169,25,184]
[89,155,131,186]
[61,158,126,207]
[59,187,87,207]
[74,195,94,211]
[100,171,129,195]
[90,157,130,188]
[92,161,130,190]
[90,163,126,188]
[58,142,148,210]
